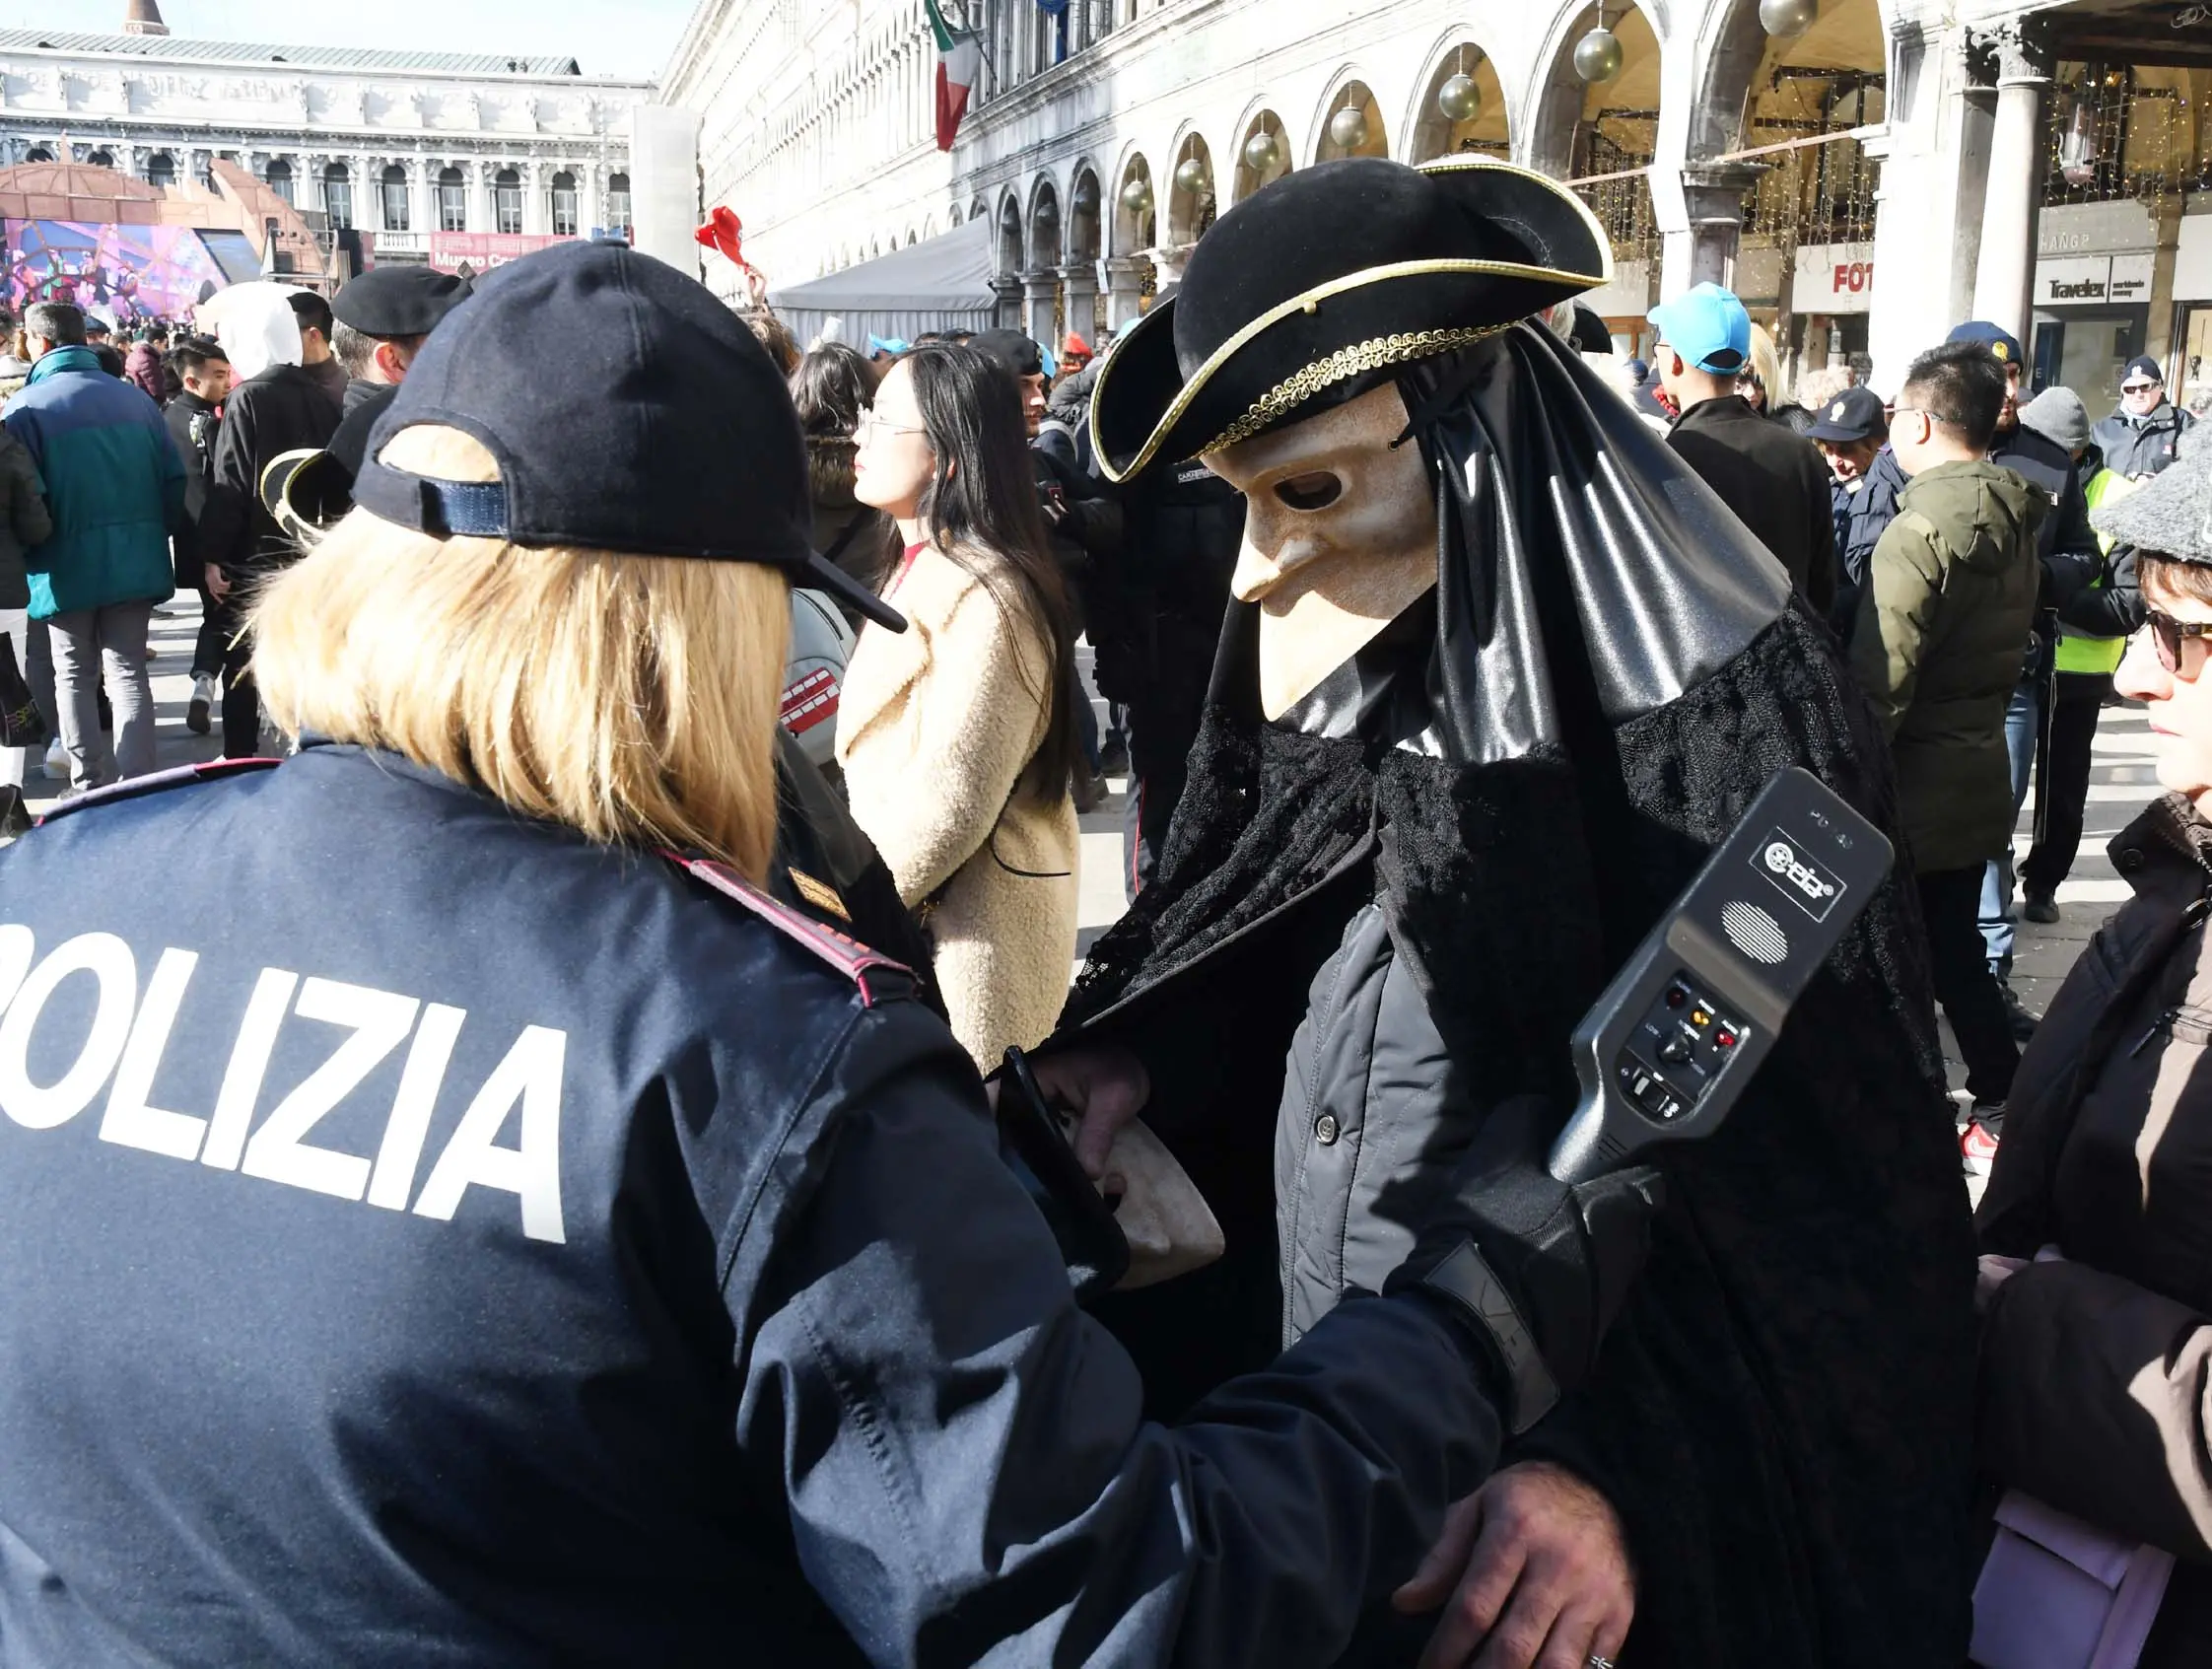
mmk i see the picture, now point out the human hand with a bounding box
[1392,1461,1634,1669]
[203,563,231,600]
[986,1044,1149,1181]
[1976,1253,2028,1315]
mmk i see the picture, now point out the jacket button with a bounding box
[2117,848,2146,872]
[1315,1113,1341,1146]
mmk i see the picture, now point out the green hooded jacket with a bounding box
[1849,457,2047,873]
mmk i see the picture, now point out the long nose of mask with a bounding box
[1212,382,1439,723]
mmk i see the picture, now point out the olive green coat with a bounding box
[1849,458,2046,874]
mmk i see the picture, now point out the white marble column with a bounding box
[522,159,550,236]
[468,160,494,236]
[1099,254,1145,332]
[1969,21,2051,340]
[411,157,436,239]
[1059,263,1099,345]
[1020,270,1058,343]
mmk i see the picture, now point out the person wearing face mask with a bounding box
[1971,432,2212,1669]
[2093,354,2193,481]
[1058,156,1976,1669]
[838,341,1083,1070]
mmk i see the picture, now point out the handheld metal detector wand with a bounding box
[1549,766,1894,1184]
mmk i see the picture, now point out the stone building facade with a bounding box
[664,0,2212,402]
[0,8,652,272]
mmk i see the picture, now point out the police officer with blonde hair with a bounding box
[0,240,1662,1665]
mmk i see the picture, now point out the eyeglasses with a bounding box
[2144,606,2212,676]
[855,408,928,441]
[2123,382,2161,395]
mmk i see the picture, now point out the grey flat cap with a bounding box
[2091,428,2212,562]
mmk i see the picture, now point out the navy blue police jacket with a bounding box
[0,744,1502,1667]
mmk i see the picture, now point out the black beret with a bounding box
[970,327,1044,380]
[1090,157,1609,481]
[332,265,473,340]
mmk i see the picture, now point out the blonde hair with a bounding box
[1795,366,1852,413]
[251,425,791,882]
[1742,322,1784,408]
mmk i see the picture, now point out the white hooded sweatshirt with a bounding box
[203,282,305,383]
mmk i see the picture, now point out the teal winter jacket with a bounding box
[1,344,181,619]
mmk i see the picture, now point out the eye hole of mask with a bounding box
[1275,471,1343,512]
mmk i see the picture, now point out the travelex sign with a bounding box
[0,925,567,1243]
[2036,252,2156,307]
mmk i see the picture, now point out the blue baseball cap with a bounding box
[1946,319,2025,369]
[1646,283,1750,375]
[356,240,907,633]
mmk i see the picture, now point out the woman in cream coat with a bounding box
[840,342,1082,1068]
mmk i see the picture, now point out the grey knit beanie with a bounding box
[2019,386,2092,458]
[2091,427,2212,562]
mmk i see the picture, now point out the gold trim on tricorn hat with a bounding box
[1090,156,1612,482]
[258,447,354,549]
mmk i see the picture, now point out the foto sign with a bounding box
[1790,243,1875,313]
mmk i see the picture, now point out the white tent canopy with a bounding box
[768,219,1000,349]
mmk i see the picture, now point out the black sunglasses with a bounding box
[2146,606,2212,674]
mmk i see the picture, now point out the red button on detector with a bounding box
[1715,1029,1736,1048]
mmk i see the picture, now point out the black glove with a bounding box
[1386,1095,1663,1434]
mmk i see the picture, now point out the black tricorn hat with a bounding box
[1090,156,1609,481]
[259,447,355,549]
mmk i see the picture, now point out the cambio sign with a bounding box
[0,924,568,1242]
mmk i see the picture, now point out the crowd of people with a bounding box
[1,153,2211,1668]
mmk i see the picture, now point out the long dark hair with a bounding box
[791,341,876,435]
[901,341,1081,804]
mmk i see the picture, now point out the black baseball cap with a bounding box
[1803,385,1887,444]
[354,241,906,632]
[2121,354,2164,388]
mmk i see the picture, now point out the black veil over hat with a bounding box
[1067,319,1977,1663]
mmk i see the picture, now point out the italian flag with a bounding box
[928,0,980,153]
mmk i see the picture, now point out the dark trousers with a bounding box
[2021,671,2113,901]
[1919,867,2022,1105]
[191,588,229,682]
[219,624,260,759]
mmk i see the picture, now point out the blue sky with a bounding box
[16,0,697,80]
